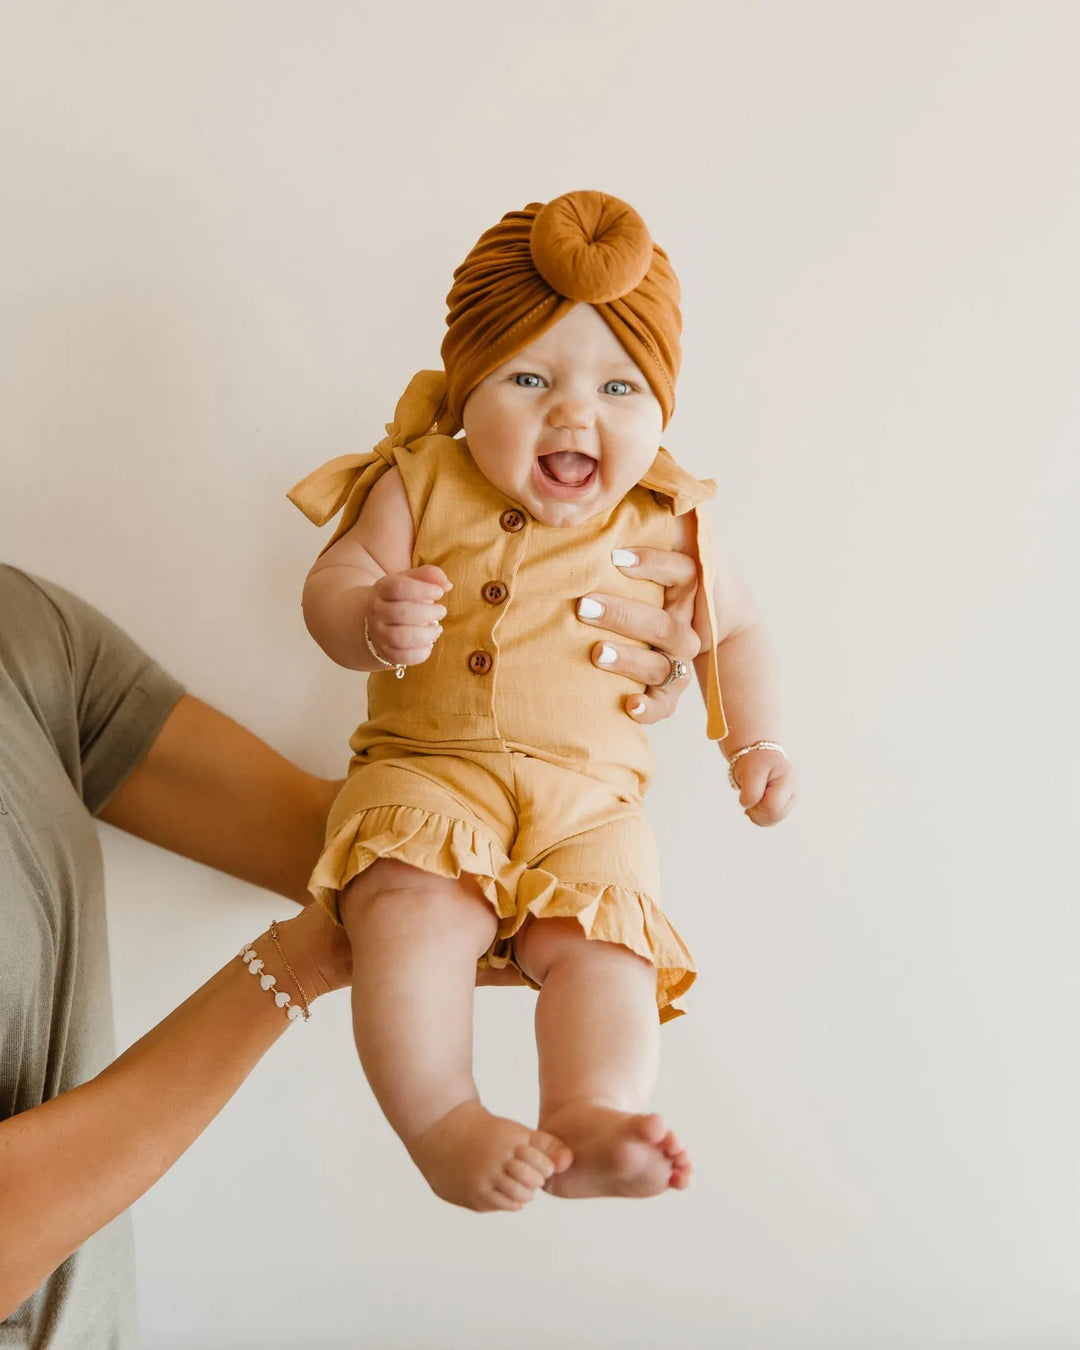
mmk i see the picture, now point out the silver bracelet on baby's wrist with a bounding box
[726,740,787,790]
[364,617,406,679]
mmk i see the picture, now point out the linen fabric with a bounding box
[0,567,184,1350]
[294,431,724,1020]
[287,371,728,740]
[314,749,694,1020]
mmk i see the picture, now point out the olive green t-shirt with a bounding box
[0,567,184,1349]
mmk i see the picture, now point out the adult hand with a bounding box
[576,545,700,725]
[274,903,353,1001]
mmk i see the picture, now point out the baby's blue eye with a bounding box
[513,373,544,388]
[603,380,632,396]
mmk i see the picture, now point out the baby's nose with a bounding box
[547,396,595,431]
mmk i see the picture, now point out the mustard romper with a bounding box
[292,403,727,1022]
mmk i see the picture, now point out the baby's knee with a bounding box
[516,917,645,985]
[340,860,494,940]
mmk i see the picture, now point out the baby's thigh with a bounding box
[340,859,497,953]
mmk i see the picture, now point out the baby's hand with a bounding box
[731,749,797,827]
[366,565,451,668]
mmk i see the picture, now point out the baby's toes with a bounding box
[630,1112,669,1147]
[658,1128,686,1159]
[529,1131,573,1174]
[505,1156,549,1193]
[492,1162,542,1207]
[511,1145,555,1183]
[485,1185,527,1212]
[669,1155,693,1190]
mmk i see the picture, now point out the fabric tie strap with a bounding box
[689,510,728,741]
[636,451,727,742]
[287,370,451,552]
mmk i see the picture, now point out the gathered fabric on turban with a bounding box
[440,190,682,428]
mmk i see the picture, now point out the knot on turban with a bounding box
[530,192,654,303]
[441,190,681,427]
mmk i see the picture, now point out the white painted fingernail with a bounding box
[628,699,646,716]
[611,549,638,568]
[597,645,617,665]
[577,597,604,619]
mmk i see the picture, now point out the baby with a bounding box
[290,191,795,1212]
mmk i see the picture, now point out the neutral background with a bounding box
[2,3,1078,1347]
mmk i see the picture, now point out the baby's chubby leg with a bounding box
[339,860,570,1211]
[515,918,691,1199]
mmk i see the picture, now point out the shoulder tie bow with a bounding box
[287,369,452,553]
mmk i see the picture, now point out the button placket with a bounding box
[467,504,528,692]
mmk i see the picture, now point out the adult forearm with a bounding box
[700,621,783,757]
[0,932,306,1318]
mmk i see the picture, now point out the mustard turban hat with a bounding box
[441,190,682,428]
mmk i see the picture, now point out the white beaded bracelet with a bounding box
[239,920,310,1021]
[727,740,787,790]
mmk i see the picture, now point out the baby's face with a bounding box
[461,304,664,527]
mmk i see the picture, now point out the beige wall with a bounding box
[2,2,1078,1346]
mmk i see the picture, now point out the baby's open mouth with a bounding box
[537,451,598,488]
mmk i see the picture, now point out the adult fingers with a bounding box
[591,641,692,691]
[576,593,700,662]
[624,687,683,726]
[613,545,697,595]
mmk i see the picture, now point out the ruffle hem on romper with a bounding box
[311,803,696,1022]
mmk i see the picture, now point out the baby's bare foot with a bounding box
[540,1100,691,1199]
[408,1101,572,1212]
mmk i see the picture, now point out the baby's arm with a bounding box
[674,515,796,827]
[302,468,450,672]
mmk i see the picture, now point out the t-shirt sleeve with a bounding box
[2,568,186,815]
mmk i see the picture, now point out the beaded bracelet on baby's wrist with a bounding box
[726,740,788,791]
[239,919,312,1022]
[364,617,406,679]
